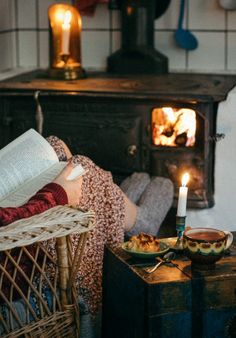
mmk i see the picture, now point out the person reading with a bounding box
[0,130,174,338]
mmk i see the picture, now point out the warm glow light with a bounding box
[63,10,72,28]
[152,107,196,147]
[55,10,64,22]
[48,3,84,78]
[162,107,175,123]
[175,109,196,146]
[127,6,134,15]
[61,10,72,55]
[182,173,190,187]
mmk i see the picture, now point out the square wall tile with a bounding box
[227,10,236,29]
[188,32,225,72]
[155,1,183,30]
[17,0,37,29]
[189,0,225,30]
[0,0,16,31]
[18,31,37,67]
[227,32,236,71]
[154,31,187,71]
[82,4,110,29]
[11,31,17,68]
[38,0,72,28]
[39,31,49,69]
[82,31,110,70]
[0,32,16,71]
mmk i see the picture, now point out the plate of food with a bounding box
[122,233,170,259]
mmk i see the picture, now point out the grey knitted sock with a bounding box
[126,177,174,237]
[120,172,151,204]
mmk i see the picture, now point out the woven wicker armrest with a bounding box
[0,205,95,251]
[0,205,95,338]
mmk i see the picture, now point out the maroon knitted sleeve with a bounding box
[0,182,68,227]
[0,183,68,303]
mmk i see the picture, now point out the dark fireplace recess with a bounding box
[107,0,169,74]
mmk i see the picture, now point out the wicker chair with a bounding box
[0,205,95,338]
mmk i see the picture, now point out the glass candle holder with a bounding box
[48,3,85,80]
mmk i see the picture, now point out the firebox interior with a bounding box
[152,107,196,147]
[150,103,214,209]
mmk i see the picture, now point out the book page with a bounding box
[0,162,67,207]
[0,129,59,199]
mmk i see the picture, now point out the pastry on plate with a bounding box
[126,233,160,253]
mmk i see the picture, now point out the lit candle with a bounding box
[177,173,189,217]
[61,10,72,55]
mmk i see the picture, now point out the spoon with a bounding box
[174,0,198,51]
[144,251,176,274]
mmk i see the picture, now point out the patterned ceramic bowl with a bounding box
[183,227,233,266]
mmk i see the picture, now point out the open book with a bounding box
[0,129,85,207]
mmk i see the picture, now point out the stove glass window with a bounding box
[152,107,196,147]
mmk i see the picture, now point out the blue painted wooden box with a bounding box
[102,242,236,338]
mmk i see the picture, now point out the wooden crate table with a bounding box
[102,234,236,338]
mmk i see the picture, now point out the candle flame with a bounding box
[55,10,64,22]
[63,10,72,28]
[182,173,189,187]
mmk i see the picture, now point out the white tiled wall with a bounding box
[0,0,236,74]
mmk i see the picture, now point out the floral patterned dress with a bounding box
[46,136,125,315]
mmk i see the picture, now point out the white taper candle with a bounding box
[177,173,189,217]
[61,10,71,55]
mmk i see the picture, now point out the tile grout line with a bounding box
[14,0,19,68]
[35,0,40,68]
[225,10,228,71]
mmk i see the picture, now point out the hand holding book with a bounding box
[0,129,86,207]
[53,162,84,206]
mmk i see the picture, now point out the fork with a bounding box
[143,257,165,274]
[143,251,177,274]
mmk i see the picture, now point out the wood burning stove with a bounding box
[0,71,235,210]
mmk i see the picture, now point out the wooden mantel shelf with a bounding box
[0,69,236,102]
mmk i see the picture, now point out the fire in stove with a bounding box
[152,107,196,147]
[150,102,215,209]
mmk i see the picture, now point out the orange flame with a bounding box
[152,107,196,147]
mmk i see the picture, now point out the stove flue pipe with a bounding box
[107,0,169,75]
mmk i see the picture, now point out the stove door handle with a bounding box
[127,144,137,157]
[208,133,225,142]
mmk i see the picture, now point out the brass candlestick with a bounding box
[58,53,83,80]
[48,3,86,80]
[61,53,70,65]
[175,215,186,249]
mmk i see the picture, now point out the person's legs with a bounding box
[120,172,150,233]
[79,296,96,338]
[123,193,137,232]
[123,176,174,237]
[120,172,150,204]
